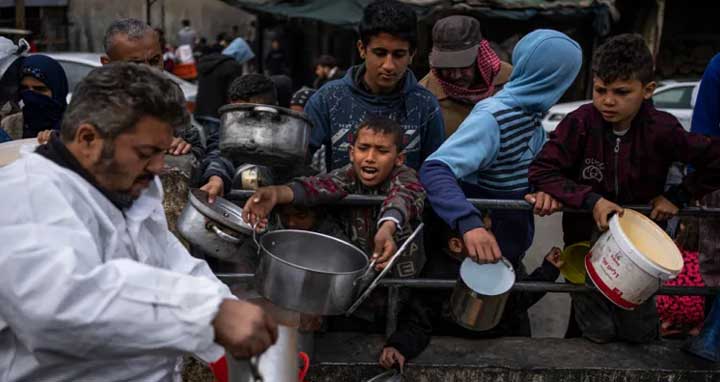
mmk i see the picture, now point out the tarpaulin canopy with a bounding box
[224,0,615,27]
[0,0,67,6]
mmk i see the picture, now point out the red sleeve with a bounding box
[529,114,598,208]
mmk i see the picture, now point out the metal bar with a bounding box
[385,286,400,337]
[214,274,720,296]
[227,190,720,216]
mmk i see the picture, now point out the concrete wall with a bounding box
[67,0,254,52]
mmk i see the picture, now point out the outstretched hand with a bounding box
[372,221,397,270]
[242,185,294,230]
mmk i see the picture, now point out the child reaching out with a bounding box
[243,116,425,274]
[529,34,720,344]
[380,225,563,370]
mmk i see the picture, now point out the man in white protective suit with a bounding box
[0,61,277,381]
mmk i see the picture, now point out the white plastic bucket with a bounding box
[585,209,684,310]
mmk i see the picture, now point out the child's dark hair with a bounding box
[355,116,404,151]
[315,54,337,68]
[228,74,277,105]
[592,33,654,84]
[359,0,417,52]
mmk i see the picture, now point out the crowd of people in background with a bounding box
[3,0,720,380]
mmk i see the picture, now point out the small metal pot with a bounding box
[232,164,275,190]
[219,103,311,167]
[450,257,515,331]
[255,230,369,315]
[177,189,259,265]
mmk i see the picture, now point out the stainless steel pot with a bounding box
[177,189,259,266]
[219,103,311,167]
[255,230,369,315]
[232,164,275,190]
[450,257,515,331]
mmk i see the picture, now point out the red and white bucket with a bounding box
[585,209,684,310]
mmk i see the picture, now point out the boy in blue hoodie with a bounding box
[304,0,445,172]
[419,30,582,267]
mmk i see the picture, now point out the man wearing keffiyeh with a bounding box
[419,16,513,137]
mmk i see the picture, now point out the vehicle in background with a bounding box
[40,52,197,112]
[541,80,700,132]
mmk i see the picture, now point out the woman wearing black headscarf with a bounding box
[0,54,68,142]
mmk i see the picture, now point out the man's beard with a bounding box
[95,142,155,199]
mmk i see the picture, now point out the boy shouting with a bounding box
[529,34,720,343]
[243,117,424,273]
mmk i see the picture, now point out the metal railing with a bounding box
[228,189,720,216]
[220,192,720,335]
[216,273,720,336]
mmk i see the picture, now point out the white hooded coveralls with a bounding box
[0,148,233,381]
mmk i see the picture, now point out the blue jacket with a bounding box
[692,53,720,137]
[420,29,582,235]
[304,65,445,171]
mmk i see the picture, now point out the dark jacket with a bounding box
[264,49,288,76]
[385,252,559,360]
[194,116,234,194]
[313,67,346,89]
[304,65,445,171]
[529,102,720,244]
[692,53,720,137]
[195,53,243,118]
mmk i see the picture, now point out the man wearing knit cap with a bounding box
[419,15,512,137]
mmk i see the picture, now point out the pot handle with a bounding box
[346,223,424,316]
[209,224,242,244]
[251,222,272,255]
[253,105,281,121]
[500,257,515,273]
[248,355,263,382]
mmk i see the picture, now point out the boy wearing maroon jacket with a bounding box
[529,34,720,343]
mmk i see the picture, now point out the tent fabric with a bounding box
[225,0,614,30]
[0,0,67,6]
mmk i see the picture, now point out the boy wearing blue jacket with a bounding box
[304,0,445,172]
[419,30,582,266]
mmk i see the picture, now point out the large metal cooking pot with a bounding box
[450,257,515,331]
[219,103,311,167]
[177,189,259,267]
[255,230,369,315]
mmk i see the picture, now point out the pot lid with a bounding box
[460,257,515,296]
[188,188,257,235]
[218,102,312,125]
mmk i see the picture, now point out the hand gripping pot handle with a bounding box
[346,223,424,316]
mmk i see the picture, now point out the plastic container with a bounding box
[585,209,684,309]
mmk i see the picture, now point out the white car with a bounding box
[40,52,197,110]
[541,80,700,132]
